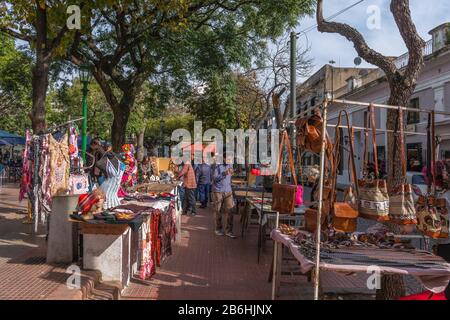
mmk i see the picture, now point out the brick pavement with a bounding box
[0,184,423,300]
[0,184,82,300]
[121,205,376,300]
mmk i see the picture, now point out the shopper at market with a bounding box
[87,138,105,183]
[178,155,197,216]
[211,153,236,238]
[195,160,211,209]
[138,156,153,184]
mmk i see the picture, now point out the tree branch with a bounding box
[316,0,397,78]
[390,0,425,86]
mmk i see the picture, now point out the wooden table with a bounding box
[242,196,305,263]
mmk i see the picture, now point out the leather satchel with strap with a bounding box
[388,106,417,225]
[331,110,359,233]
[416,112,449,238]
[295,110,334,163]
[272,130,299,215]
[357,104,390,221]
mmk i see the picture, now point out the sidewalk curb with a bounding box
[45,269,121,300]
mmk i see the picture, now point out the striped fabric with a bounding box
[101,159,125,210]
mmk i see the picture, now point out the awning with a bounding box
[0,130,25,145]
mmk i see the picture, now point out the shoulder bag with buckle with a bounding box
[272,130,299,215]
[358,104,390,221]
[388,106,417,225]
[331,110,359,233]
[416,112,449,238]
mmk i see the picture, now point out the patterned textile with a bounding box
[121,144,138,188]
[139,210,161,280]
[101,159,125,210]
[139,217,154,280]
[48,134,70,196]
[39,135,52,213]
[19,130,32,201]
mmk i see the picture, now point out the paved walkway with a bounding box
[0,184,420,300]
[0,184,82,300]
[121,206,376,300]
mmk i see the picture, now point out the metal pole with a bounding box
[82,83,88,163]
[290,31,297,120]
[313,100,329,300]
[271,210,280,300]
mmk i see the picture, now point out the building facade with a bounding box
[321,23,450,185]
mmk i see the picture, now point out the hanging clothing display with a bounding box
[101,158,125,209]
[19,130,32,202]
[121,144,138,189]
[39,134,52,214]
[48,134,70,196]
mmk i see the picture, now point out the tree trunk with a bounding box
[30,3,49,134]
[136,128,146,162]
[111,104,131,152]
[30,63,49,133]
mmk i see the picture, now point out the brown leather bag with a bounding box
[331,110,359,233]
[305,208,328,233]
[295,111,334,161]
[272,130,298,215]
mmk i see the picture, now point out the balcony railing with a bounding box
[394,39,433,69]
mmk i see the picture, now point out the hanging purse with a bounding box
[388,106,417,225]
[295,111,334,162]
[69,173,89,195]
[331,110,359,233]
[358,104,390,221]
[417,112,449,238]
[272,130,299,215]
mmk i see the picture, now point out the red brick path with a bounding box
[121,206,373,300]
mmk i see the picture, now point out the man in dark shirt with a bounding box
[195,160,211,208]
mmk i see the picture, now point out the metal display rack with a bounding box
[271,98,450,301]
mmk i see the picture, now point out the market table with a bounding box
[244,196,305,263]
[271,229,450,298]
[68,186,180,289]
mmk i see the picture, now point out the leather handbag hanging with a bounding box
[416,112,449,238]
[358,104,390,221]
[331,110,359,233]
[272,130,299,215]
[295,110,334,163]
[388,106,417,225]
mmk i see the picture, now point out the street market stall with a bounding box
[269,98,450,300]
[18,120,182,289]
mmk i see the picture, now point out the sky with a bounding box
[293,0,450,81]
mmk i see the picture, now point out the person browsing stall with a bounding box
[195,160,211,209]
[211,154,236,238]
[178,155,197,216]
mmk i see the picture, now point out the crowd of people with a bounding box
[86,138,238,239]
[177,153,237,239]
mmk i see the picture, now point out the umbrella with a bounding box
[0,130,25,145]
[181,143,217,154]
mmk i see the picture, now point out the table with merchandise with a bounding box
[271,224,450,298]
[69,183,181,289]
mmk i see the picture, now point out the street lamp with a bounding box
[159,118,165,157]
[78,63,92,163]
[329,60,336,101]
